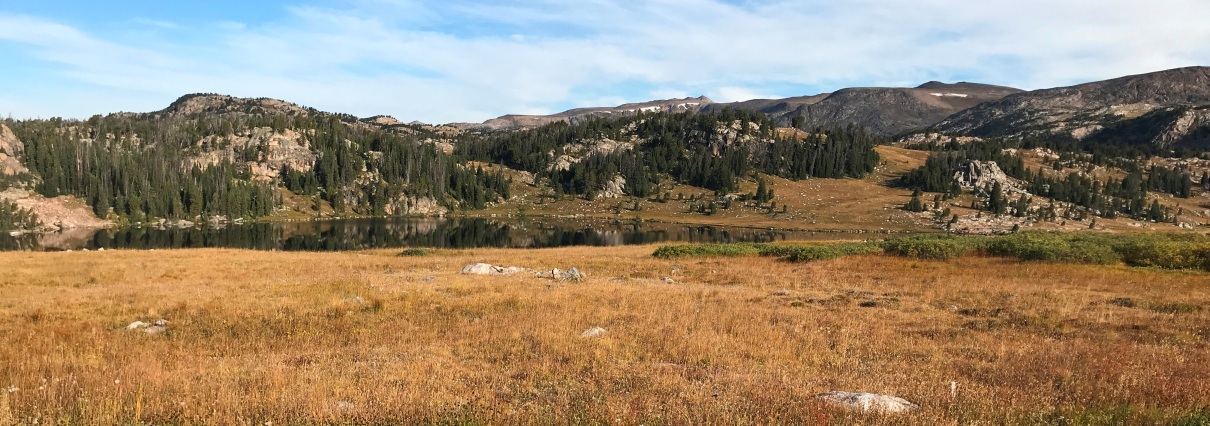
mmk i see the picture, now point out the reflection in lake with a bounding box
[1,218,853,252]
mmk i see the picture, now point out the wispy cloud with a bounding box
[0,0,1208,123]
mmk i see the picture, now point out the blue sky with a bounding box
[2,0,1209,123]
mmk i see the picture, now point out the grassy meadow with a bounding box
[1,241,1209,425]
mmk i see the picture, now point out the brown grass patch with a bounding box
[0,247,1208,424]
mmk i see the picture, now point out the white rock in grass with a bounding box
[581,326,606,338]
[815,391,919,413]
[125,319,169,334]
[461,263,527,275]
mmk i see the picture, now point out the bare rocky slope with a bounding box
[0,125,110,230]
[455,82,1020,136]
[933,66,1210,147]
[0,124,28,177]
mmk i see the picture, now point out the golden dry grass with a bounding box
[1,246,1209,424]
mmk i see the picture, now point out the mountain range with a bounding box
[453,81,1021,136]
[451,66,1210,148]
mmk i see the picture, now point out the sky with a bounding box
[1,0,1209,124]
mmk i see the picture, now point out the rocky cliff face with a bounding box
[934,66,1210,143]
[0,124,28,176]
[187,127,318,182]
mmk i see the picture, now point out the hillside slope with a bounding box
[773,82,1021,136]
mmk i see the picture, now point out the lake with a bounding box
[1,217,868,252]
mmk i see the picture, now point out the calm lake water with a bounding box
[2,218,865,252]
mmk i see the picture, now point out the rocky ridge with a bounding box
[934,66,1210,146]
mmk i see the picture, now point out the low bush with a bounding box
[984,233,1121,265]
[397,248,433,257]
[652,243,765,259]
[881,234,982,260]
[1148,302,1203,315]
[653,233,1210,271]
[773,242,883,262]
[652,242,881,262]
[1111,235,1210,271]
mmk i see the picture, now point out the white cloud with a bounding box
[1,0,1209,123]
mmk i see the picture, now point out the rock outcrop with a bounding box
[952,161,1023,193]
[0,124,28,177]
[187,127,317,182]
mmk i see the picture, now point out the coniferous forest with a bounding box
[901,138,1193,221]
[7,105,881,225]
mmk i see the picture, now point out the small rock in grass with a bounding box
[814,391,919,413]
[581,326,606,338]
[126,319,169,334]
[461,263,527,275]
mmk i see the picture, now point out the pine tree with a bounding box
[904,190,926,212]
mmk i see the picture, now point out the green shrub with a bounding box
[1111,236,1210,271]
[397,248,433,257]
[652,243,764,259]
[1148,302,1203,315]
[653,233,1210,272]
[651,242,881,262]
[984,232,1121,265]
[775,242,882,262]
[881,234,983,260]
[755,244,809,258]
